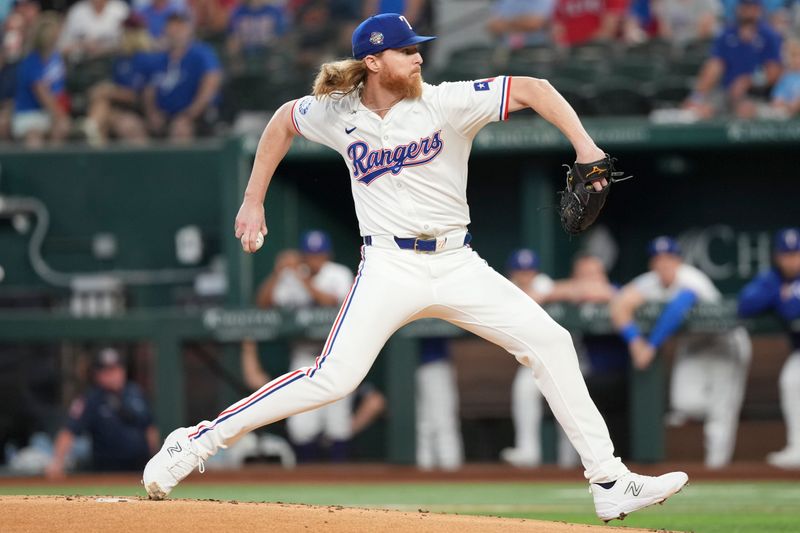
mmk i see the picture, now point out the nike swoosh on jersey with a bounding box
[345,126,357,134]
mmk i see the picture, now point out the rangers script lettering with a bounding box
[347,130,443,185]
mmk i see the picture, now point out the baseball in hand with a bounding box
[255,232,264,250]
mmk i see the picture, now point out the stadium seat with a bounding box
[550,61,608,84]
[548,79,594,115]
[586,81,652,116]
[505,57,553,77]
[647,77,693,108]
[430,63,492,83]
[682,37,714,62]
[624,38,674,60]
[509,44,561,64]
[610,57,667,83]
[669,56,706,79]
[447,44,500,71]
[568,40,617,62]
[222,73,288,115]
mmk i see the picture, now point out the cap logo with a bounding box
[369,32,384,45]
[786,230,798,248]
[298,96,312,115]
[308,232,324,249]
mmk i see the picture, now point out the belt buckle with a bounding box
[413,237,435,254]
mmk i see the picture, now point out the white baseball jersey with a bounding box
[631,264,720,303]
[271,262,354,309]
[290,77,512,237]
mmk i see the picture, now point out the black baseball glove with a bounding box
[558,154,632,235]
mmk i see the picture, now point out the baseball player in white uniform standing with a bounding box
[500,248,577,469]
[611,236,751,469]
[415,338,464,471]
[255,230,356,460]
[143,13,688,521]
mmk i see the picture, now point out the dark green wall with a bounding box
[0,144,226,305]
[0,141,795,307]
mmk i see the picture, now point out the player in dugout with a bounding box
[738,228,800,469]
[611,236,751,469]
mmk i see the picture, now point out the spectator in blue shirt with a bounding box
[137,0,182,46]
[770,37,800,117]
[738,228,800,469]
[12,12,71,147]
[83,13,156,145]
[226,0,287,59]
[719,0,791,34]
[45,348,159,477]
[143,8,222,141]
[1,11,25,140]
[486,0,555,49]
[685,0,783,119]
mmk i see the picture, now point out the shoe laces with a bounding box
[167,447,205,477]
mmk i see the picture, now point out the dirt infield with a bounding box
[4,496,666,533]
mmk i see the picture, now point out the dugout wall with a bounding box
[0,118,798,464]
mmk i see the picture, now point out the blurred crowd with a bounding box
[482,0,800,119]
[0,0,798,147]
[0,0,430,146]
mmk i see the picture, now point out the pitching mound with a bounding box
[3,495,665,533]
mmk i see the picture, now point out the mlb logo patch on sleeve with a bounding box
[473,80,492,91]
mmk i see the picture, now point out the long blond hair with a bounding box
[312,59,368,97]
[30,12,62,56]
[121,28,153,56]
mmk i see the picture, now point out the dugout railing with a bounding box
[0,304,791,463]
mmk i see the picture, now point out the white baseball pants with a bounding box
[415,359,464,470]
[779,351,800,451]
[671,327,751,468]
[187,245,629,483]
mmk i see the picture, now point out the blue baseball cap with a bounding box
[774,228,800,253]
[352,13,436,59]
[647,236,681,257]
[300,230,332,254]
[166,6,192,21]
[507,248,540,271]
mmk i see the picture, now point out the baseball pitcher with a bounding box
[143,13,686,522]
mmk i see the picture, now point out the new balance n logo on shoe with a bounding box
[167,443,182,457]
[625,481,644,497]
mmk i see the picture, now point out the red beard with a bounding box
[379,69,423,99]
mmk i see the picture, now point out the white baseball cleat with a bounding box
[590,471,688,523]
[142,427,205,500]
[766,447,800,469]
[499,447,540,468]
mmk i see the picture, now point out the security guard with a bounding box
[46,348,159,477]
